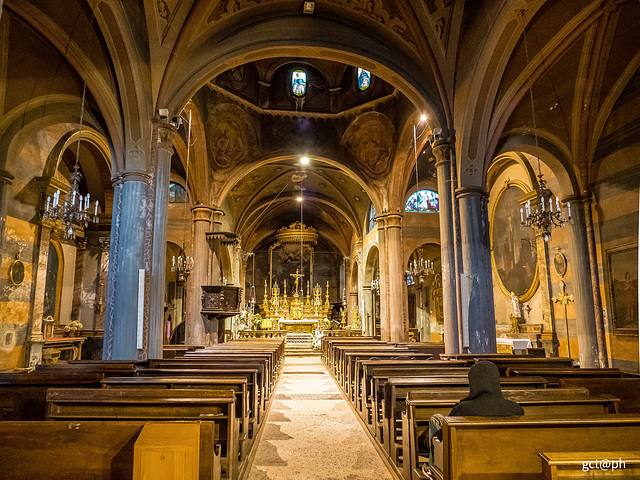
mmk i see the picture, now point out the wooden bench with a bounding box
[380,376,548,460]
[101,375,252,458]
[540,451,640,479]
[506,367,627,387]
[46,387,239,479]
[559,377,640,413]
[0,371,105,420]
[431,415,640,480]
[403,388,620,480]
[0,420,222,480]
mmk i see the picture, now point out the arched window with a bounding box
[292,69,307,96]
[406,190,439,212]
[357,67,371,91]
[368,203,377,233]
[169,182,188,203]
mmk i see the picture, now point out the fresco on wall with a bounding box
[491,184,537,299]
[608,245,638,333]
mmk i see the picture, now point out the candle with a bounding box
[46,196,50,211]
[556,197,560,212]
[541,199,544,212]
[86,193,90,210]
[549,198,553,212]
[71,190,76,206]
[520,208,524,223]
[94,201,99,216]
[567,202,571,218]
[172,256,175,267]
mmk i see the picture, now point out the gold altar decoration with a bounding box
[261,276,331,334]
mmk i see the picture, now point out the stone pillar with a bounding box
[103,172,150,360]
[565,196,599,367]
[95,237,110,330]
[377,212,407,342]
[210,209,225,284]
[148,122,176,359]
[362,285,372,337]
[0,170,14,256]
[186,205,212,344]
[432,140,460,353]
[456,186,497,354]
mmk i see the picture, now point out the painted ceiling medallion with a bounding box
[341,112,395,179]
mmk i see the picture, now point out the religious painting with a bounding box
[607,245,638,334]
[490,182,538,301]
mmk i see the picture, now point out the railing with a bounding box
[237,329,287,339]
[322,329,363,337]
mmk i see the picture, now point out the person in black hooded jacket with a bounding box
[423,360,524,476]
[449,360,524,416]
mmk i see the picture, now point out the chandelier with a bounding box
[42,84,98,239]
[406,249,434,285]
[172,242,193,282]
[172,110,194,282]
[518,10,570,242]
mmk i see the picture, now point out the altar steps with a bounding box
[285,333,320,356]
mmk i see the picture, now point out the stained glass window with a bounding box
[405,190,439,212]
[292,69,307,96]
[368,203,377,233]
[357,68,371,91]
[169,182,188,203]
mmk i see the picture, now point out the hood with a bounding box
[462,361,504,401]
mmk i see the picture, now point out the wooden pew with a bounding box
[356,361,469,421]
[136,367,262,428]
[46,387,239,480]
[320,336,378,364]
[469,357,575,375]
[403,388,620,480]
[559,377,640,413]
[101,375,251,458]
[0,420,222,480]
[162,344,206,358]
[540,451,640,479]
[431,415,640,480]
[506,367,627,387]
[380,376,548,460]
[0,371,105,420]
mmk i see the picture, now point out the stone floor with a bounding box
[246,356,395,480]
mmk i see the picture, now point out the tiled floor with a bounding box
[246,356,394,480]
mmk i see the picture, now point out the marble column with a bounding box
[456,186,497,354]
[362,285,372,337]
[432,140,460,353]
[148,122,176,359]
[377,212,408,342]
[0,170,14,256]
[103,172,150,360]
[186,204,212,345]
[95,237,110,330]
[535,232,559,356]
[565,196,599,367]
[70,240,87,323]
[376,216,389,341]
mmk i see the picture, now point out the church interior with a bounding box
[1,1,640,479]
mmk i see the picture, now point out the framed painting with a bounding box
[607,244,638,334]
[490,181,539,301]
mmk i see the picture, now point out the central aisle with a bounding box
[246,355,395,480]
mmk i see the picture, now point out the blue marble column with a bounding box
[457,186,497,354]
[432,140,460,353]
[103,172,149,360]
[148,123,176,359]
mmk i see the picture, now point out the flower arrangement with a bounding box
[64,320,83,335]
[252,313,263,330]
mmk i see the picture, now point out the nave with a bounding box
[246,356,393,480]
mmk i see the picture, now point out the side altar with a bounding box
[260,273,331,334]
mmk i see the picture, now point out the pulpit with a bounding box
[201,285,242,343]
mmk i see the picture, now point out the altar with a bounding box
[278,318,320,334]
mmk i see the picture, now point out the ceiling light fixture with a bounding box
[303,1,315,14]
[300,156,310,165]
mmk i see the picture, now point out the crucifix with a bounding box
[552,280,574,358]
[290,268,303,294]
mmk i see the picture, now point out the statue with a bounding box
[510,292,521,317]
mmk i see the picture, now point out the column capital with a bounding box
[562,193,590,205]
[153,120,178,150]
[431,137,454,168]
[211,208,225,232]
[192,204,214,223]
[455,186,488,200]
[112,171,152,186]
[375,210,403,228]
[0,170,15,185]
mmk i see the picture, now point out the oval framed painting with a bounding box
[490,181,539,301]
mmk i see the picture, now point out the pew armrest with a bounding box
[432,437,444,480]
